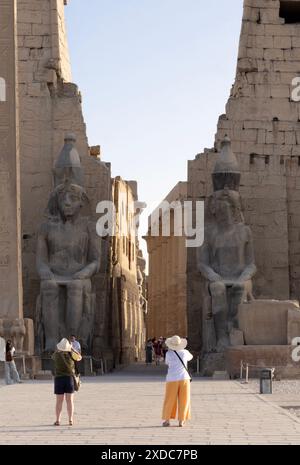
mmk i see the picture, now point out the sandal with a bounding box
[54,421,60,426]
[162,421,170,427]
[69,420,73,426]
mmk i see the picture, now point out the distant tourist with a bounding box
[145,339,154,365]
[70,335,81,353]
[162,338,168,361]
[153,338,163,365]
[5,340,22,385]
[70,335,81,375]
[161,335,193,427]
[52,338,82,426]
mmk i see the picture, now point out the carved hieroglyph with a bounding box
[0,0,23,318]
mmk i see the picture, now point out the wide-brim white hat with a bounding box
[166,335,187,351]
[57,338,72,352]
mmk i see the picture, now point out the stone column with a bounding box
[0,0,23,318]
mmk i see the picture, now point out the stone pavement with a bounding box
[1,363,300,445]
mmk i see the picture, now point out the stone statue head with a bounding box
[210,188,244,225]
[46,180,88,221]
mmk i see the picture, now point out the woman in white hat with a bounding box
[162,335,193,427]
[52,338,82,426]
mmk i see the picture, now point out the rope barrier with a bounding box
[239,360,277,384]
[90,357,106,375]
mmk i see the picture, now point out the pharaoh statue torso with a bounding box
[40,217,92,277]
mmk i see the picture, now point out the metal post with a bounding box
[240,361,243,381]
[89,356,93,375]
[197,356,200,374]
[22,355,26,375]
[246,364,249,384]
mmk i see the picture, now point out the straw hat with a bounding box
[56,338,72,352]
[165,335,187,351]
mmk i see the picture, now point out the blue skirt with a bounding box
[54,376,74,395]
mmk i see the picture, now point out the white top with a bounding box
[71,340,81,353]
[165,349,193,382]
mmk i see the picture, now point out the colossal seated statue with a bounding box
[36,135,100,354]
[197,137,256,352]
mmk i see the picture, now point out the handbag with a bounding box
[174,351,192,382]
[73,373,81,391]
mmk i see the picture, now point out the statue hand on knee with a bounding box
[207,271,223,283]
[73,267,94,280]
[40,268,55,281]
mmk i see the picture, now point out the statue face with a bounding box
[215,198,233,224]
[213,189,241,225]
[57,188,82,219]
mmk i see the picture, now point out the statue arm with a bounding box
[238,227,257,282]
[73,223,100,280]
[36,226,55,280]
[197,242,222,283]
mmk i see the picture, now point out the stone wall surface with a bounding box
[111,178,146,364]
[16,0,113,359]
[187,0,300,354]
[146,182,188,339]
[0,0,23,319]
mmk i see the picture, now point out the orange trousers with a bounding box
[162,380,191,421]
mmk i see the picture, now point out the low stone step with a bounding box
[35,370,53,380]
[212,371,230,380]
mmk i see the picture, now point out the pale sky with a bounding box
[65,0,243,254]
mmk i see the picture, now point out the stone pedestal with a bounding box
[200,353,226,377]
[223,300,300,379]
[238,300,300,345]
[225,345,300,379]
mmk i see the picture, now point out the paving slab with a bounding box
[0,364,300,445]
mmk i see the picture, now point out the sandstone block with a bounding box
[273,36,292,49]
[17,23,32,36]
[265,24,296,37]
[230,329,244,346]
[264,48,284,60]
[260,9,282,24]
[238,300,300,345]
[32,24,50,36]
[292,37,300,48]
[19,11,42,24]
[225,345,300,379]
